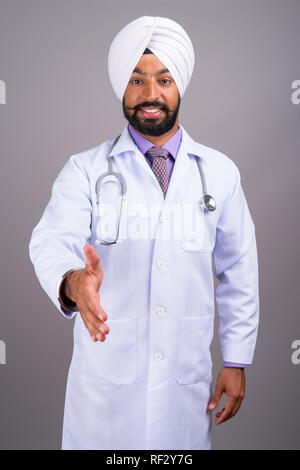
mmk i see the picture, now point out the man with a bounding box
[29,16,259,450]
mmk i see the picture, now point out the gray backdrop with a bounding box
[0,0,299,450]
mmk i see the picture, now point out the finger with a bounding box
[231,396,244,417]
[78,306,109,340]
[215,398,237,425]
[86,315,110,337]
[84,294,108,322]
[87,320,106,342]
[94,304,108,323]
[87,303,108,325]
[215,406,226,417]
[208,380,224,411]
[226,389,245,419]
[84,244,102,275]
[215,405,233,425]
[95,331,106,342]
[90,331,106,342]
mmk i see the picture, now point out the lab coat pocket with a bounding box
[81,317,137,386]
[176,315,213,385]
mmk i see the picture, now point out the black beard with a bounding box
[122,93,180,137]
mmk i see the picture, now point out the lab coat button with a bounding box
[156,305,165,315]
[154,352,163,361]
[157,259,166,270]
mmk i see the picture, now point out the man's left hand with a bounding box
[208,367,246,425]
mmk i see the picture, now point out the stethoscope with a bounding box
[95,134,216,245]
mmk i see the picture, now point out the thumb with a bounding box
[208,382,224,410]
[84,244,102,275]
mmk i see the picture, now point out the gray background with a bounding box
[0,0,299,450]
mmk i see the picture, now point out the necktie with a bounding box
[146,146,169,198]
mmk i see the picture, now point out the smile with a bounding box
[138,107,164,118]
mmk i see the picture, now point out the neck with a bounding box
[132,121,179,148]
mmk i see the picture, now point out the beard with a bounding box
[122,93,180,137]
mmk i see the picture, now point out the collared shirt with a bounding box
[127,122,249,369]
[127,123,182,181]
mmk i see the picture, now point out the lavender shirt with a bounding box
[128,123,250,369]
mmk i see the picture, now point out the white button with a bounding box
[156,305,165,315]
[159,213,168,223]
[154,352,163,361]
[157,259,166,270]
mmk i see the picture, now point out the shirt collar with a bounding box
[108,122,212,163]
[127,123,182,160]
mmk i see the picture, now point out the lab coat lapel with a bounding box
[164,125,204,204]
[164,132,191,204]
[109,125,165,194]
[110,124,206,204]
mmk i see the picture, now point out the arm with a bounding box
[209,162,259,424]
[29,154,92,319]
[29,154,115,342]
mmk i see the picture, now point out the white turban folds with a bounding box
[108,16,195,101]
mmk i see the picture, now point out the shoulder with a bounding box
[65,137,116,175]
[182,125,238,173]
[191,139,240,189]
[188,135,242,204]
[71,137,115,165]
[194,139,238,172]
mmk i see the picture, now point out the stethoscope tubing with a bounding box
[95,133,216,244]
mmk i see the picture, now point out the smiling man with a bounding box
[122,49,181,143]
[29,16,259,450]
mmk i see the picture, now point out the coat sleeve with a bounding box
[28,154,92,319]
[213,162,260,364]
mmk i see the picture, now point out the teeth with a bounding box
[142,108,160,113]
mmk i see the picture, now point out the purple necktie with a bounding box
[146,146,169,198]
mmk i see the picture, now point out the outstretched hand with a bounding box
[64,244,109,342]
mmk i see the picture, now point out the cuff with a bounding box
[223,361,251,368]
[57,267,83,318]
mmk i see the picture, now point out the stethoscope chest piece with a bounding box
[200,194,217,212]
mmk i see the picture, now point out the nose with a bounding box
[142,79,160,102]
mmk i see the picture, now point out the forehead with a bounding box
[131,53,172,77]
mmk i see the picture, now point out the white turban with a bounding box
[108,16,195,101]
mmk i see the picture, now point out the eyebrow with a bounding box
[132,67,170,76]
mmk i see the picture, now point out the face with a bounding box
[122,53,180,137]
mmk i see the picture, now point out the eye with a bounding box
[131,79,142,85]
[161,79,171,85]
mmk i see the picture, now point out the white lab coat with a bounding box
[29,123,259,450]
